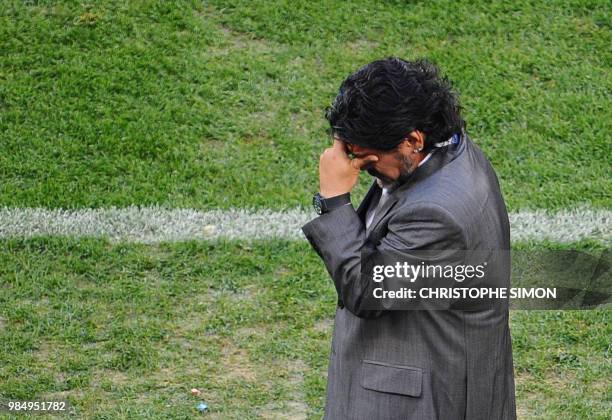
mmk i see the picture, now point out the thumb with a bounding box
[351,154,378,170]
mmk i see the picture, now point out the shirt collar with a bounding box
[418,151,434,168]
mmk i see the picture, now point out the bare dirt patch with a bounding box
[219,339,257,382]
[313,317,333,334]
[259,359,309,419]
[347,38,379,51]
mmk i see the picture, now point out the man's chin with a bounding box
[372,176,397,190]
[372,171,416,190]
[367,168,392,183]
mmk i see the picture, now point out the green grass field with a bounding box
[1,239,610,418]
[0,0,610,418]
[1,0,610,210]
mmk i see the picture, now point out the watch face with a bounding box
[313,194,323,215]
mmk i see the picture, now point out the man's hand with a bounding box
[319,139,378,197]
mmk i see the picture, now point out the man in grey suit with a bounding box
[302,58,516,419]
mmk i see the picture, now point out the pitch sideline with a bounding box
[0,207,609,244]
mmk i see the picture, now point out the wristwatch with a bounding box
[312,192,351,215]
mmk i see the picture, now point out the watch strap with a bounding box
[320,192,351,213]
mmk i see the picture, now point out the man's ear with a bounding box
[404,130,426,152]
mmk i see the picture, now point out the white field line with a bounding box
[0,206,610,244]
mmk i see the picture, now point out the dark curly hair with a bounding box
[326,57,464,151]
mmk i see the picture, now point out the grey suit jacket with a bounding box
[302,134,516,420]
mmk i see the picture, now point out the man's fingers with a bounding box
[351,155,379,170]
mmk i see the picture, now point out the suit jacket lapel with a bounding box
[356,181,381,223]
[365,192,400,235]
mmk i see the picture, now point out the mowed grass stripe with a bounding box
[0,207,609,243]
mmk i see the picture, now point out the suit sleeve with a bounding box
[301,202,467,318]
